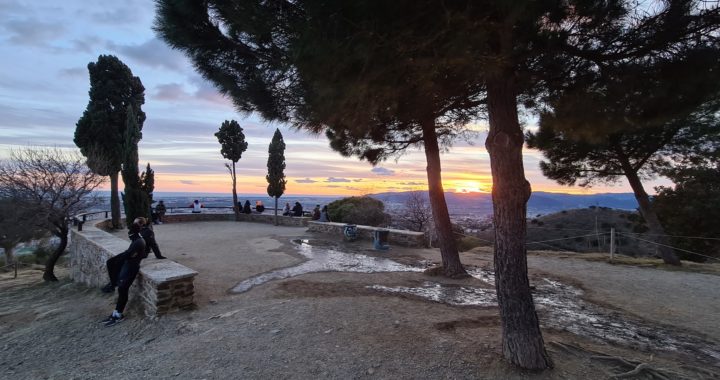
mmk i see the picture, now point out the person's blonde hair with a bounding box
[133,217,147,226]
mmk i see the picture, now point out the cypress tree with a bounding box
[215,120,248,221]
[75,55,145,229]
[266,128,287,225]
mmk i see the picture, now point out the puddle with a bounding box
[231,239,424,293]
[230,238,720,363]
[370,271,720,363]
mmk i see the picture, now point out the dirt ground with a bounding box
[1,221,719,379]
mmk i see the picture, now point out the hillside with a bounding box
[371,190,639,218]
[469,207,656,256]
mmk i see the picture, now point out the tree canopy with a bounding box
[527,41,720,265]
[75,54,145,229]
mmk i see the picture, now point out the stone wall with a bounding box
[307,221,427,248]
[69,225,198,316]
[163,212,309,227]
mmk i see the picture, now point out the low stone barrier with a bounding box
[307,221,428,248]
[163,212,310,226]
[69,225,198,316]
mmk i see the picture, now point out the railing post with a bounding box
[609,228,615,262]
[82,214,87,223]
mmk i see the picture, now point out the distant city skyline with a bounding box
[0,1,670,196]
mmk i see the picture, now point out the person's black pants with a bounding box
[105,252,129,287]
[115,262,140,313]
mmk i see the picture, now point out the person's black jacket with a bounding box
[242,200,252,214]
[292,203,303,217]
[140,226,163,259]
[121,233,147,266]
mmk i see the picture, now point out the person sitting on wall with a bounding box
[99,221,146,327]
[191,199,202,213]
[242,200,252,214]
[319,205,330,222]
[282,202,291,216]
[311,204,321,220]
[292,201,303,217]
[155,200,167,223]
[255,200,265,213]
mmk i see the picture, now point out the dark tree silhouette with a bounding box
[75,55,145,229]
[120,105,150,226]
[653,166,720,262]
[266,128,287,225]
[215,120,248,221]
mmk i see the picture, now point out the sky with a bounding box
[0,1,667,196]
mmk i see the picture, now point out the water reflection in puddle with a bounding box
[231,238,720,362]
[371,273,720,362]
[231,239,424,293]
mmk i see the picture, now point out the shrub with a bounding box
[457,236,488,252]
[327,196,388,226]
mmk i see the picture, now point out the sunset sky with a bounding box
[0,1,668,196]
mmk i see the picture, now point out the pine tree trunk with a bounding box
[623,166,681,265]
[43,225,68,282]
[232,162,239,221]
[486,76,552,370]
[421,117,467,278]
[110,172,121,229]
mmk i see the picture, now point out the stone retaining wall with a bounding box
[163,212,309,226]
[69,225,198,316]
[307,221,428,248]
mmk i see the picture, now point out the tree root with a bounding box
[547,342,710,380]
[591,354,700,380]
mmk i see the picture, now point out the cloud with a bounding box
[71,36,104,53]
[400,181,425,186]
[154,83,190,101]
[353,179,363,182]
[371,167,395,176]
[108,38,188,72]
[295,178,317,183]
[179,180,196,185]
[59,67,87,78]
[91,6,144,25]
[3,19,65,45]
[325,177,351,183]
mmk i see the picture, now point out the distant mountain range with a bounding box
[370,191,639,218]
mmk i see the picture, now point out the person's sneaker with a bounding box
[104,315,125,327]
[156,255,167,259]
[99,314,115,324]
[101,283,115,293]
